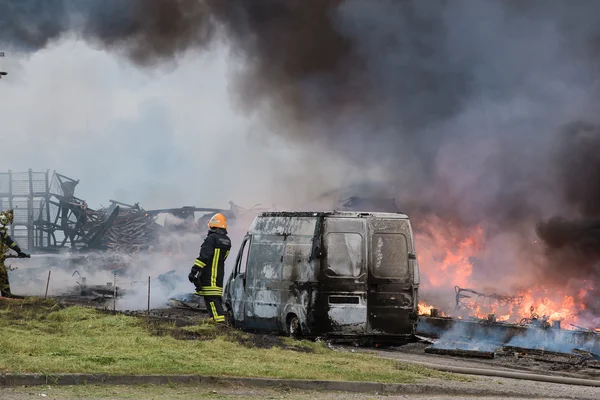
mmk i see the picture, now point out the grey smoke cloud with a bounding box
[3,0,600,316]
[0,37,353,210]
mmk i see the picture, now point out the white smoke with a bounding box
[0,35,357,211]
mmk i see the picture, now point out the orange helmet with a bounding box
[207,213,227,229]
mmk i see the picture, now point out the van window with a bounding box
[283,236,316,281]
[325,233,363,277]
[247,235,285,280]
[237,238,251,275]
[373,233,409,279]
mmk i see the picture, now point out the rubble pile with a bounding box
[6,170,252,254]
[417,285,600,369]
[101,208,162,253]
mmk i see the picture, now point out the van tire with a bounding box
[286,314,301,339]
[225,308,235,327]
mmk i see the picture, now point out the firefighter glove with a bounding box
[188,266,201,283]
[18,251,30,259]
[188,272,196,283]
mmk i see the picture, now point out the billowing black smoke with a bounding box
[3,1,600,300]
[536,122,600,280]
[0,0,216,62]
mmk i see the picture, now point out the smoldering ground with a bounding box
[7,215,251,310]
[3,1,600,316]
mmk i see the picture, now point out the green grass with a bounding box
[0,298,459,383]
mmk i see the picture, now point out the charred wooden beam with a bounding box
[425,346,496,359]
[502,345,580,359]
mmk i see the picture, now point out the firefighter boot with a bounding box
[0,261,12,298]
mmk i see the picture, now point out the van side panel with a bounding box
[244,234,284,330]
[281,231,318,334]
[245,216,318,333]
[367,218,417,336]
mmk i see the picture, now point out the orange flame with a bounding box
[415,217,596,330]
[416,215,484,289]
[418,302,434,316]
[418,301,447,317]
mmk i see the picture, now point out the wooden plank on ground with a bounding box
[425,346,495,359]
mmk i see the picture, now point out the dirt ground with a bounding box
[54,296,207,325]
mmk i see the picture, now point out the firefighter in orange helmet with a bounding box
[188,213,231,322]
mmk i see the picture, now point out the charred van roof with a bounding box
[256,211,409,219]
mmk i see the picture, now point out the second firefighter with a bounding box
[0,209,30,298]
[189,213,231,323]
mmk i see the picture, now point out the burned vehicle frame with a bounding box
[223,211,420,344]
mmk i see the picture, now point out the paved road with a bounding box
[1,377,599,400]
[340,342,600,380]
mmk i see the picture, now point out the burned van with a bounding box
[223,211,420,342]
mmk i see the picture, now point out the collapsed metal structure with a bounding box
[455,285,525,313]
[0,170,241,253]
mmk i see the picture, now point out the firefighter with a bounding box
[0,210,30,298]
[188,213,231,323]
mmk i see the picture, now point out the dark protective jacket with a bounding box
[0,227,23,256]
[192,228,231,296]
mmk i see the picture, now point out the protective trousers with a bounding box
[204,296,225,323]
[0,261,11,297]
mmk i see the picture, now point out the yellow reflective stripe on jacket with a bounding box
[224,250,230,259]
[211,248,220,287]
[3,233,8,239]
[194,259,206,268]
[9,242,17,248]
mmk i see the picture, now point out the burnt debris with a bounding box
[0,169,243,254]
[417,313,600,368]
[455,286,525,313]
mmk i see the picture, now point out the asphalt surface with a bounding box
[341,341,600,381]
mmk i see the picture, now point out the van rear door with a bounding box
[321,217,368,334]
[367,218,416,336]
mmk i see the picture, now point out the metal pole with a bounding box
[0,51,6,78]
[44,271,51,299]
[28,169,34,251]
[147,276,151,317]
[8,170,13,239]
[113,273,117,312]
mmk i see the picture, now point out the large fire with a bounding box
[415,216,597,330]
[415,215,483,289]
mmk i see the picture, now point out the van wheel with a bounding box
[287,314,301,339]
[225,308,234,327]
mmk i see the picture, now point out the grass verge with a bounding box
[0,298,461,383]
